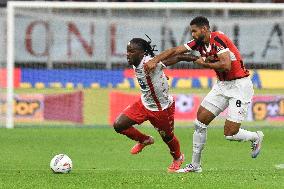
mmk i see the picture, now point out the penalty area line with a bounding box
[275,164,284,169]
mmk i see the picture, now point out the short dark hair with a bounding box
[130,37,156,57]
[190,16,210,28]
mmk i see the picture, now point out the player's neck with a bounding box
[204,32,211,45]
[134,56,145,67]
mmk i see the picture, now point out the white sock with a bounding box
[192,131,205,168]
[192,120,207,168]
[225,128,258,142]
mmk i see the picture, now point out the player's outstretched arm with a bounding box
[163,54,199,67]
[144,45,188,73]
[194,51,231,71]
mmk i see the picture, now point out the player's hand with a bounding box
[144,59,157,74]
[205,55,215,63]
[194,57,206,66]
[187,54,199,62]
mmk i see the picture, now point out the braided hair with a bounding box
[130,35,157,57]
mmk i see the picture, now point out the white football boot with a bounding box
[251,131,264,158]
[175,163,202,173]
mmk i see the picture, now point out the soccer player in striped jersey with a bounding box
[113,37,197,172]
[144,16,264,173]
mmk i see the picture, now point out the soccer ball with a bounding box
[50,154,72,173]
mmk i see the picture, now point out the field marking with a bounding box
[275,164,284,169]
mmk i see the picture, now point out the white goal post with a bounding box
[4,1,284,128]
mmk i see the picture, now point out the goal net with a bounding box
[2,2,284,128]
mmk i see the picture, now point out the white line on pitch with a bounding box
[275,164,284,169]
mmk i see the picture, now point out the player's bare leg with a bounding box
[177,106,215,173]
[224,120,264,158]
[113,114,154,154]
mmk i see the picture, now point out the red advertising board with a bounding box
[0,68,21,88]
[0,91,83,124]
[44,91,83,123]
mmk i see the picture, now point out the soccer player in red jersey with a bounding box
[144,16,264,173]
[113,37,197,172]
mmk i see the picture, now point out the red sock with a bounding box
[120,127,149,143]
[166,136,181,159]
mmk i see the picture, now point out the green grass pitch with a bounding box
[4,88,283,188]
[0,126,283,188]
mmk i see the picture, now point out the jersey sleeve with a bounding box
[184,39,197,51]
[157,62,167,70]
[213,35,229,55]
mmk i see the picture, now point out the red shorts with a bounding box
[122,99,175,137]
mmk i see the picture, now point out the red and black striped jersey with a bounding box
[184,31,249,81]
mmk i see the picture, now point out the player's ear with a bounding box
[201,26,207,32]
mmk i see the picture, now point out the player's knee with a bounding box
[194,119,208,133]
[196,106,215,125]
[113,119,123,133]
[113,124,120,133]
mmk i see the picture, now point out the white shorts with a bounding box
[201,77,254,123]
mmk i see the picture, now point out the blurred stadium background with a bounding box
[0,1,283,188]
[1,0,283,128]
